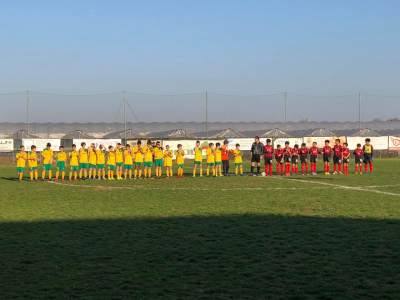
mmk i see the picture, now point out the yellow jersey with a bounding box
[69,151,79,166]
[124,150,133,165]
[194,146,203,162]
[28,151,38,168]
[176,150,184,165]
[133,146,143,163]
[164,150,173,167]
[16,151,27,168]
[79,148,88,163]
[206,148,215,163]
[55,152,67,162]
[143,146,153,162]
[233,149,242,164]
[215,148,222,162]
[107,151,116,165]
[364,144,372,154]
[154,147,164,160]
[115,148,124,163]
[42,149,54,164]
[96,150,106,165]
[88,149,97,165]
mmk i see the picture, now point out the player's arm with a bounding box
[371,145,374,157]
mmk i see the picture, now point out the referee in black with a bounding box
[250,136,264,176]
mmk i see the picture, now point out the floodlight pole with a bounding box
[206,91,208,140]
[359,92,361,136]
[27,90,29,137]
[124,91,126,142]
[284,92,287,137]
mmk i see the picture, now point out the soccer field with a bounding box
[1,160,400,299]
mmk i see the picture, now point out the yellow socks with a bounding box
[240,168,243,175]
[139,170,142,178]
[30,173,33,180]
[148,169,151,178]
[56,171,59,179]
[49,171,52,179]
[19,172,23,180]
[200,169,203,176]
[84,170,87,178]
[42,171,45,180]
[89,170,92,178]
[62,172,65,180]
[129,170,132,178]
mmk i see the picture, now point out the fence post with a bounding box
[284,92,287,136]
[27,90,29,137]
[359,92,361,136]
[206,91,208,140]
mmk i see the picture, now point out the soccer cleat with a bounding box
[69,179,72,181]
[93,178,97,180]
[339,172,342,175]
[333,171,337,175]
[30,180,33,182]
[75,179,79,181]
[370,172,373,174]
[88,178,92,181]
[200,175,203,177]
[55,178,59,182]
[365,172,368,175]
[62,179,65,181]
[35,179,39,182]
[236,175,238,177]
[241,174,245,177]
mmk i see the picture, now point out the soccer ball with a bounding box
[261,172,266,177]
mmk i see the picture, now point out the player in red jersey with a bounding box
[322,140,332,175]
[333,139,343,175]
[309,142,320,175]
[353,143,364,174]
[283,141,292,176]
[291,144,299,175]
[342,143,350,174]
[274,145,284,176]
[263,139,274,176]
[299,143,309,175]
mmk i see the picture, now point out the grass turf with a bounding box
[1,159,400,299]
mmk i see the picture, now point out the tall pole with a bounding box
[359,92,361,136]
[123,91,126,142]
[27,90,29,137]
[284,92,287,136]
[206,91,208,140]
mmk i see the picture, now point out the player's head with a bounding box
[20,145,25,151]
[277,144,281,149]
[126,144,130,149]
[285,141,289,146]
[72,144,76,150]
[216,142,221,148]
[196,141,200,146]
[255,136,260,142]
[209,142,214,148]
[81,142,86,148]
[147,140,152,146]
[294,144,299,149]
[46,142,51,149]
[325,140,330,145]
[156,141,161,147]
[365,138,371,144]
[224,140,229,145]
[301,143,306,148]
[31,145,36,151]
[357,143,361,148]
[108,145,113,150]
[59,146,64,151]
[177,144,182,150]
[335,139,340,145]
[343,143,348,147]
[236,143,240,149]
[266,139,271,144]
[312,142,317,147]
[137,140,141,145]
[99,144,103,150]
[90,143,94,148]
[166,145,170,150]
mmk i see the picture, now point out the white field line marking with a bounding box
[273,177,400,197]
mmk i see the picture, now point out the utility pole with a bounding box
[359,92,361,136]
[27,90,29,137]
[124,91,126,142]
[284,92,287,136]
[206,91,208,140]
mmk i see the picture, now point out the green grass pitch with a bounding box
[1,160,400,299]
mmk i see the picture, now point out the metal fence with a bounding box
[0,91,399,139]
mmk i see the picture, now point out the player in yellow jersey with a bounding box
[193,140,203,177]
[133,140,143,179]
[54,146,67,182]
[176,144,185,178]
[28,145,39,182]
[96,144,107,180]
[206,143,216,177]
[124,144,133,179]
[164,145,173,178]
[78,142,89,180]
[88,143,98,180]
[115,143,124,180]
[143,140,154,179]
[16,145,27,182]
[154,141,164,179]
[214,142,223,177]
[41,143,54,181]
[233,143,244,177]
[69,144,79,181]
[107,145,116,180]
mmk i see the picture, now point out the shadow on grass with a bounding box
[1,215,399,299]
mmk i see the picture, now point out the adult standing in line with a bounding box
[250,136,264,176]
[221,140,233,176]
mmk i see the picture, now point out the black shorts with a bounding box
[310,155,318,163]
[355,157,363,164]
[291,156,299,164]
[333,155,342,164]
[323,154,331,163]
[300,156,308,164]
[264,156,273,165]
[251,154,261,163]
[284,155,291,163]
[364,153,372,164]
[275,157,283,164]
[343,158,349,164]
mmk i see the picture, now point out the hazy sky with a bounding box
[0,1,399,123]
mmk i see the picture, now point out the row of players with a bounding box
[14,138,374,182]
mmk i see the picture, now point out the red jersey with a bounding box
[264,145,273,157]
[322,146,332,155]
[353,148,364,157]
[291,148,299,156]
[309,147,320,156]
[333,145,343,156]
[221,145,233,160]
[274,149,283,158]
[342,148,350,157]
[283,147,292,156]
[299,147,308,156]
